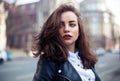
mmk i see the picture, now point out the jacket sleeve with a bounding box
[33,58,58,81]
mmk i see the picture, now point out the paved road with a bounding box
[0,53,120,81]
[0,57,38,81]
[96,53,120,81]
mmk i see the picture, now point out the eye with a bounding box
[69,23,76,27]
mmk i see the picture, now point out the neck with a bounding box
[67,44,75,53]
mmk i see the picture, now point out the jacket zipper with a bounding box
[59,75,71,81]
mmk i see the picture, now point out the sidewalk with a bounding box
[96,53,120,81]
[10,49,36,60]
[10,49,28,60]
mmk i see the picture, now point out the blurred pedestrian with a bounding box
[32,4,101,81]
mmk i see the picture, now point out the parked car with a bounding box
[0,50,12,64]
[95,48,106,56]
[112,49,120,54]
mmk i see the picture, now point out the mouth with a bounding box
[63,35,72,40]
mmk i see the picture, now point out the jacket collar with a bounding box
[91,67,101,81]
[58,60,82,81]
[57,60,101,81]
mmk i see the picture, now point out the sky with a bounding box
[4,0,40,5]
[4,0,83,5]
[3,0,120,25]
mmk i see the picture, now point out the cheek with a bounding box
[74,31,79,39]
[73,29,79,40]
[74,28,79,37]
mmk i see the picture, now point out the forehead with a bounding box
[60,11,77,22]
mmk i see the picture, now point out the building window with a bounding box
[21,5,25,11]
[90,16,99,35]
[30,4,35,10]
[103,13,109,23]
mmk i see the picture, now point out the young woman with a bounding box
[32,4,101,81]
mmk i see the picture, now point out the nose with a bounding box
[64,24,69,32]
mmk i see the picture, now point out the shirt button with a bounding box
[58,69,62,73]
[88,78,91,81]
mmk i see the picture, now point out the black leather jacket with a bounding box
[33,58,101,81]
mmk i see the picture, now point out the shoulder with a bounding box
[38,57,58,71]
[33,57,59,81]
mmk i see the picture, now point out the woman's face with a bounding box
[59,11,79,52]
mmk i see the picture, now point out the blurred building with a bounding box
[6,2,39,53]
[80,0,115,50]
[4,0,120,52]
[5,0,57,53]
[113,23,120,49]
[37,0,56,28]
[6,0,79,52]
[0,1,8,50]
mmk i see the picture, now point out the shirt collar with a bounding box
[68,51,79,59]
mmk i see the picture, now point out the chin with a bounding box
[64,42,73,46]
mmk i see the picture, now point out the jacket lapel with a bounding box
[58,61,82,81]
[91,67,101,81]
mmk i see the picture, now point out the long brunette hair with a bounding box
[32,4,97,68]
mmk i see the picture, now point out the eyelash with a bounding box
[69,23,76,27]
[60,23,76,28]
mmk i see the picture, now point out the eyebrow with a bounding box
[60,20,76,22]
[69,21,76,23]
[60,20,76,24]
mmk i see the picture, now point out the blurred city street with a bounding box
[0,0,120,81]
[0,53,120,81]
[0,55,38,81]
[96,53,120,81]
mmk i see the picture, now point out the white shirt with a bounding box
[68,51,95,81]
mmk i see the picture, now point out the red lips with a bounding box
[63,34,72,40]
